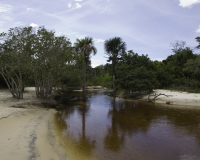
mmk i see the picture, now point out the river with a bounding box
[54,90,200,160]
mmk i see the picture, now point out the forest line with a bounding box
[0,26,200,99]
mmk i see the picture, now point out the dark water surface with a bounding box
[55,90,200,160]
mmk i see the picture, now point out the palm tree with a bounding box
[104,37,126,92]
[196,37,200,49]
[74,37,97,98]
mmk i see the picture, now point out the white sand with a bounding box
[0,87,67,160]
[142,89,200,109]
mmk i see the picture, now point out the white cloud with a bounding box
[0,3,13,12]
[179,0,200,7]
[67,2,82,10]
[68,3,72,8]
[94,38,105,43]
[30,23,39,27]
[75,3,81,9]
[26,8,33,11]
[196,25,200,33]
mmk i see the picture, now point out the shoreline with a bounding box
[140,89,200,109]
[0,87,67,160]
[1,88,200,159]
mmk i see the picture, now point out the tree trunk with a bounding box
[0,71,23,99]
[112,63,116,92]
[35,79,52,99]
[113,74,115,92]
[82,67,86,98]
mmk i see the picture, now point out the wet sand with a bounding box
[0,88,67,160]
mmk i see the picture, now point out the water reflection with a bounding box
[104,98,125,151]
[75,102,95,156]
[59,101,95,158]
[55,90,200,160]
[108,98,154,133]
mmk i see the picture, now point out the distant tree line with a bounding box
[102,38,200,94]
[0,26,200,99]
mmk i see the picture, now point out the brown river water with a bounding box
[54,90,200,160]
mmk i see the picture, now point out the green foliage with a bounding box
[163,47,196,78]
[0,26,34,98]
[87,73,112,87]
[74,37,97,97]
[87,65,112,87]
[152,61,173,88]
[60,65,82,88]
[183,55,200,79]
[116,51,157,93]
[104,37,127,92]
[30,27,73,98]
[74,37,97,67]
[159,43,197,89]
[0,26,75,99]
[196,37,200,49]
[104,37,126,65]
[1,26,200,98]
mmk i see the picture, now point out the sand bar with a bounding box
[141,89,200,109]
[0,87,67,160]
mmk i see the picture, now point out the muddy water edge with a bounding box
[53,90,200,160]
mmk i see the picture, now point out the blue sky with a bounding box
[0,0,200,67]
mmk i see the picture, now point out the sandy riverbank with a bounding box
[0,87,68,160]
[141,89,200,109]
[1,88,200,159]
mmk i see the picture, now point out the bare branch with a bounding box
[146,93,172,102]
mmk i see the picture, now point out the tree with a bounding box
[74,37,97,98]
[184,56,200,79]
[116,51,157,93]
[0,26,34,99]
[161,41,196,88]
[171,40,186,53]
[31,27,72,99]
[152,61,174,88]
[104,37,126,92]
[183,55,200,88]
[195,37,200,49]
[86,64,112,87]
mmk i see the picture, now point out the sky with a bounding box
[0,0,200,67]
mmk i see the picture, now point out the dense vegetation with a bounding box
[0,26,200,99]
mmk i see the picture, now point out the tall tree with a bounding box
[0,26,34,99]
[31,27,72,99]
[74,37,97,98]
[104,37,126,92]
